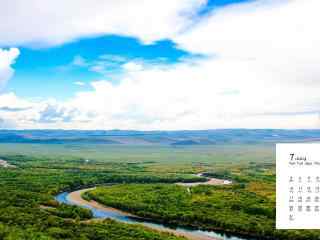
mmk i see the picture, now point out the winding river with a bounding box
[55,175,248,240]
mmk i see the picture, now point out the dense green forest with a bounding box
[86,168,320,240]
[0,151,196,240]
[0,143,319,239]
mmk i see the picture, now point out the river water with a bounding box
[56,191,249,240]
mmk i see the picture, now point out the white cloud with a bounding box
[0,92,31,109]
[0,92,40,128]
[0,93,84,129]
[0,48,19,90]
[61,56,319,130]
[175,0,320,88]
[0,0,206,47]
[74,81,86,86]
[72,55,88,67]
[2,55,319,130]
[1,0,320,130]
[122,62,144,72]
[72,54,150,76]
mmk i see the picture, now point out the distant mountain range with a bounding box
[0,129,319,145]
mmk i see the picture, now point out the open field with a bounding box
[0,143,275,171]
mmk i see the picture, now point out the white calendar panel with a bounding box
[277,143,320,229]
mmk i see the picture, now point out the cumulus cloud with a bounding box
[0,0,206,47]
[0,106,31,112]
[1,0,320,129]
[74,81,86,86]
[175,0,320,90]
[0,93,82,129]
[0,48,19,90]
[0,93,40,128]
[71,55,88,67]
[3,57,319,129]
[60,56,319,129]
[38,103,80,123]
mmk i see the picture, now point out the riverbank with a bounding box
[177,173,232,187]
[66,188,219,240]
[0,159,16,168]
[68,188,137,218]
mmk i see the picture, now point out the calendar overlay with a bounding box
[277,143,320,229]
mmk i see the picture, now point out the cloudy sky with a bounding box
[0,0,319,130]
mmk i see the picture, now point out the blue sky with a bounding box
[7,0,248,100]
[9,36,193,100]
[198,0,250,14]
[0,0,319,130]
